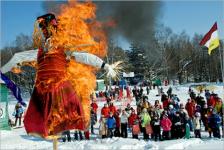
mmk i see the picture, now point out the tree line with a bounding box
[1,25,223,95]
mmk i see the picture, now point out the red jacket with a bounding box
[101,107,110,118]
[208,96,216,107]
[114,112,121,128]
[91,102,98,113]
[161,118,172,131]
[185,102,195,118]
[109,105,117,115]
[128,113,139,127]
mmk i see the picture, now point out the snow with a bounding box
[1,83,224,150]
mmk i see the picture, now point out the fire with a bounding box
[50,1,107,128]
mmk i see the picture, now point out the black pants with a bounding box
[91,124,94,134]
[114,127,120,137]
[15,117,21,126]
[121,123,128,138]
[142,127,149,140]
[194,129,201,138]
[62,130,71,142]
[174,126,182,139]
[153,126,161,141]
[108,128,114,138]
[74,131,83,140]
[212,127,221,138]
[162,131,170,140]
[132,134,138,139]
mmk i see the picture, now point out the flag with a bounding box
[0,83,11,130]
[0,71,26,106]
[200,22,220,55]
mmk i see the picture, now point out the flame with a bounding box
[11,67,22,74]
[49,1,107,128]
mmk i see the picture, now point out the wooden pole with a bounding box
[53,137,58,150]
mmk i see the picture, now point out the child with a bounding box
[160,114,172,140]
[107,112,116,138]
[193,112,201,138]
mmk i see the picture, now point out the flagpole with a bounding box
[219,45,224,138]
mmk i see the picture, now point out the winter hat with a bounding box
[169,104,173,109]
[143,108,147,113]
[195,112,201,117]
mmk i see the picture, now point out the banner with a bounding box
[123,72,134,77]
[0,83,11,130]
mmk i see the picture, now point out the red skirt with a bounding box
[24,80,84,138]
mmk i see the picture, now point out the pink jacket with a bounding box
[161,118,172,131]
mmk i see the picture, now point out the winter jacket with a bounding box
[208,113,221,129]
[91,102,98,113]
[107,116,116,129]
[120,112,129,124]
[161,118,172,131]
[215,101,222,114]
[193,117,201,130]
[140,112,151,127]
[99,117,107,136]
[114,113,121,128]
[109,105,117,115]
[185,102,195,118]
[208,96,216,107]
[101,107,110,118]
[128,113,139,127]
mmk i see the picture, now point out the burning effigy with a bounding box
[1,1,122,138]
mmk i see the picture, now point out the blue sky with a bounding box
[1,0,224,49]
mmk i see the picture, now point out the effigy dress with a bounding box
[24,48,84,138]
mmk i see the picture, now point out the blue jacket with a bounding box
[208,113,221,129]
[107,116,116,129]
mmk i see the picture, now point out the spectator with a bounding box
[109,102,117,115]
[62,130,71,142]
[161,114,172,140]
[140,108,151,140]
[101,103,110,118]
[151,115,161,141]
[14,102,23,126]
[107,112,116,138]
[99,115,107,138]
[208,110,221,138]
[120,109,130,138]
[193,112,201,138]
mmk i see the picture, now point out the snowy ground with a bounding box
[1,83,224,150]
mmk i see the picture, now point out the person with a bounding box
[101,103,110,118]
[140,108,151,140]
[62,130,71,142]
[109,102,117,115]
[90,107,97,134]
[167,87,172,98]
[113,110,121,137]
[193,112,201,138]
[172,111,183,139]
[146,86,150,95]
[74,130,83,140]
[23,13,118,138]
[14,102,23,126]
[120,109,129,138]
[99,115,107,139]
[151,115,161,141]
[107,112,116,138]
[160,114,172,140]
[208,110,221,138]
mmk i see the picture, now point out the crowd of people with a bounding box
[93,85,223,141]
[10,84,223,142]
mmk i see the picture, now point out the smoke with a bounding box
[95,1,163,45]
[42,1,163,47]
